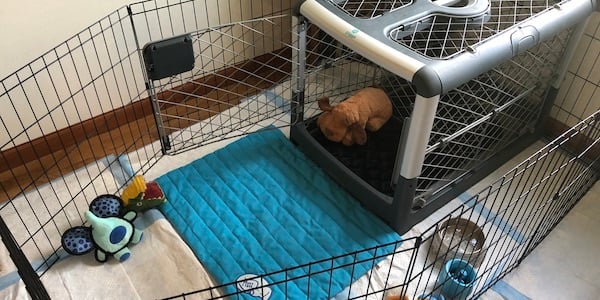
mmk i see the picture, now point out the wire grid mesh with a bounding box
[299,24,571,201]
[390,0,562,59]
[138,3,297,154]
[410,110,599,300]
[128,0,291,46]
[328,0,413,19]
[160,237,417,300]
[0,6,162,275]
[302,22,385,118]
[414,31,571,200]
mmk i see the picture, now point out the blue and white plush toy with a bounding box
[61,194,143,263]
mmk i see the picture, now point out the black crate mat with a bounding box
[305,115,403,196]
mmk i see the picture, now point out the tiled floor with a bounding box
[487,180,600,299]
[416,140,600,300]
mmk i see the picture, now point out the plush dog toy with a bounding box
[317,87,393,146]
[61,194,143,263]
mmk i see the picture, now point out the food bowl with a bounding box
[437,258,477,299]
[431,217,486,268]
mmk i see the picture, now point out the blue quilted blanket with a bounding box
[156,128,400,299]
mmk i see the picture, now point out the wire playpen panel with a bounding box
[428,114,599,299]
[0,0,598,299]
[0,6,162,289]
[138,8,297,154]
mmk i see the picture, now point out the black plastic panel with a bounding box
[143,34,194,80]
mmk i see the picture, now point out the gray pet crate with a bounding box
[289,0,597,233]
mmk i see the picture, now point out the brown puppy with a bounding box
[317,87,393,146]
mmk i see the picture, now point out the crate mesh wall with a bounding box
[390,0,562,59]
[415,32,571,200]
[329,0,413,19]
[302,23,384,117]
[301,23,571,202]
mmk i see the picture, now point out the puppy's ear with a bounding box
[318,97,333,112]
[350,123,367,145]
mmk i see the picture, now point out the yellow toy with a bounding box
[121,175,167,212]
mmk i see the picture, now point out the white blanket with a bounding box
[0,210,218,299]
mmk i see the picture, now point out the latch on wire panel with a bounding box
[143,34,195,80]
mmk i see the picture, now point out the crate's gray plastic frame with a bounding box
[290,0,598,234]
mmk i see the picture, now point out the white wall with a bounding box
[1,0,139,147]
[0,0,131,80]
[552,12,600,127]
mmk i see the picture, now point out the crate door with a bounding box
[141,12,296,155]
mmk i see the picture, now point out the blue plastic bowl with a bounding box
[437,258,477,299]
